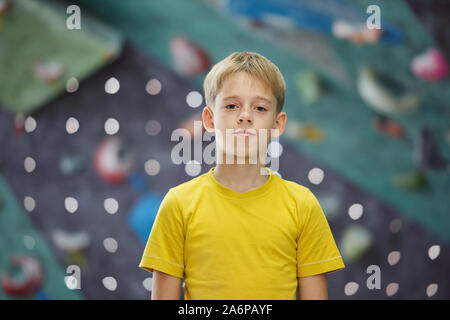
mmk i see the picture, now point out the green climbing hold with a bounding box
[296,70,321,104]
[392,170,427,190]
[340,224,373,264]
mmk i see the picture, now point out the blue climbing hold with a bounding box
[127,192,163,244]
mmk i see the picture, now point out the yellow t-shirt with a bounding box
[139,166,345,300]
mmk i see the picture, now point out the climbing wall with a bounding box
[0,0,448,299]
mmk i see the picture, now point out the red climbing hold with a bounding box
[170,36,210,77]
[2,254,44,297]
[373,115,404,138]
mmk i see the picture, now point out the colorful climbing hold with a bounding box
[358,65,420,115]
[411,48,449,82]
[373,115,404,138]
[286,121,324,143]
[170,36,210,77]
[392,169,427,190]
[94,136,135,185]
[1,254,44,297]
[128,192,163,244]
[332,20,383,45]
[51,229,91,252]
[296,70,322,104]
[340,225,373,263]
[33,60,65,83]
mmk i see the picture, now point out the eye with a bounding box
[256,106,267,112]
[225,104,237,110]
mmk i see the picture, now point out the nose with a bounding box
[238,106,253,124]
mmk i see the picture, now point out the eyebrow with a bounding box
[222,95,273,105]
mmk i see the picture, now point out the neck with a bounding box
[212,154,269,193]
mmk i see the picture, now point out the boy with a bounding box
[139,51,345,300]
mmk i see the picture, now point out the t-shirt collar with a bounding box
[206,166,275,199]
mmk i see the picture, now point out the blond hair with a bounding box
[203,51,286,114]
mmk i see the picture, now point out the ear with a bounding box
[202,106,215,133]
[272,111,287,138]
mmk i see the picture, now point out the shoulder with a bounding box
[276,175,312,204]
[275,177,319,231]
[276,176,324,222]
[167,171,210,201]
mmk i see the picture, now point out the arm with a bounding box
[151,270,183,300]
[297,273,328,300]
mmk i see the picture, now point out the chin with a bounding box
[223,147,261,164]
[217,136,267,164]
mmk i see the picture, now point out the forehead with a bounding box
[217,72,275,103]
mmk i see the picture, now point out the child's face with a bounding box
[203,71,286,163]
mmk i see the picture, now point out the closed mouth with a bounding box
[233,132,254,137]
[233,129,256,136]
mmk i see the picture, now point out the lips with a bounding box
[233,129,256,136]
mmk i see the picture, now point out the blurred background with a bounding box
[0,0,449,300]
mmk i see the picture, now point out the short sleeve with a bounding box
[297,190,345,278]
[139,188,185,278]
